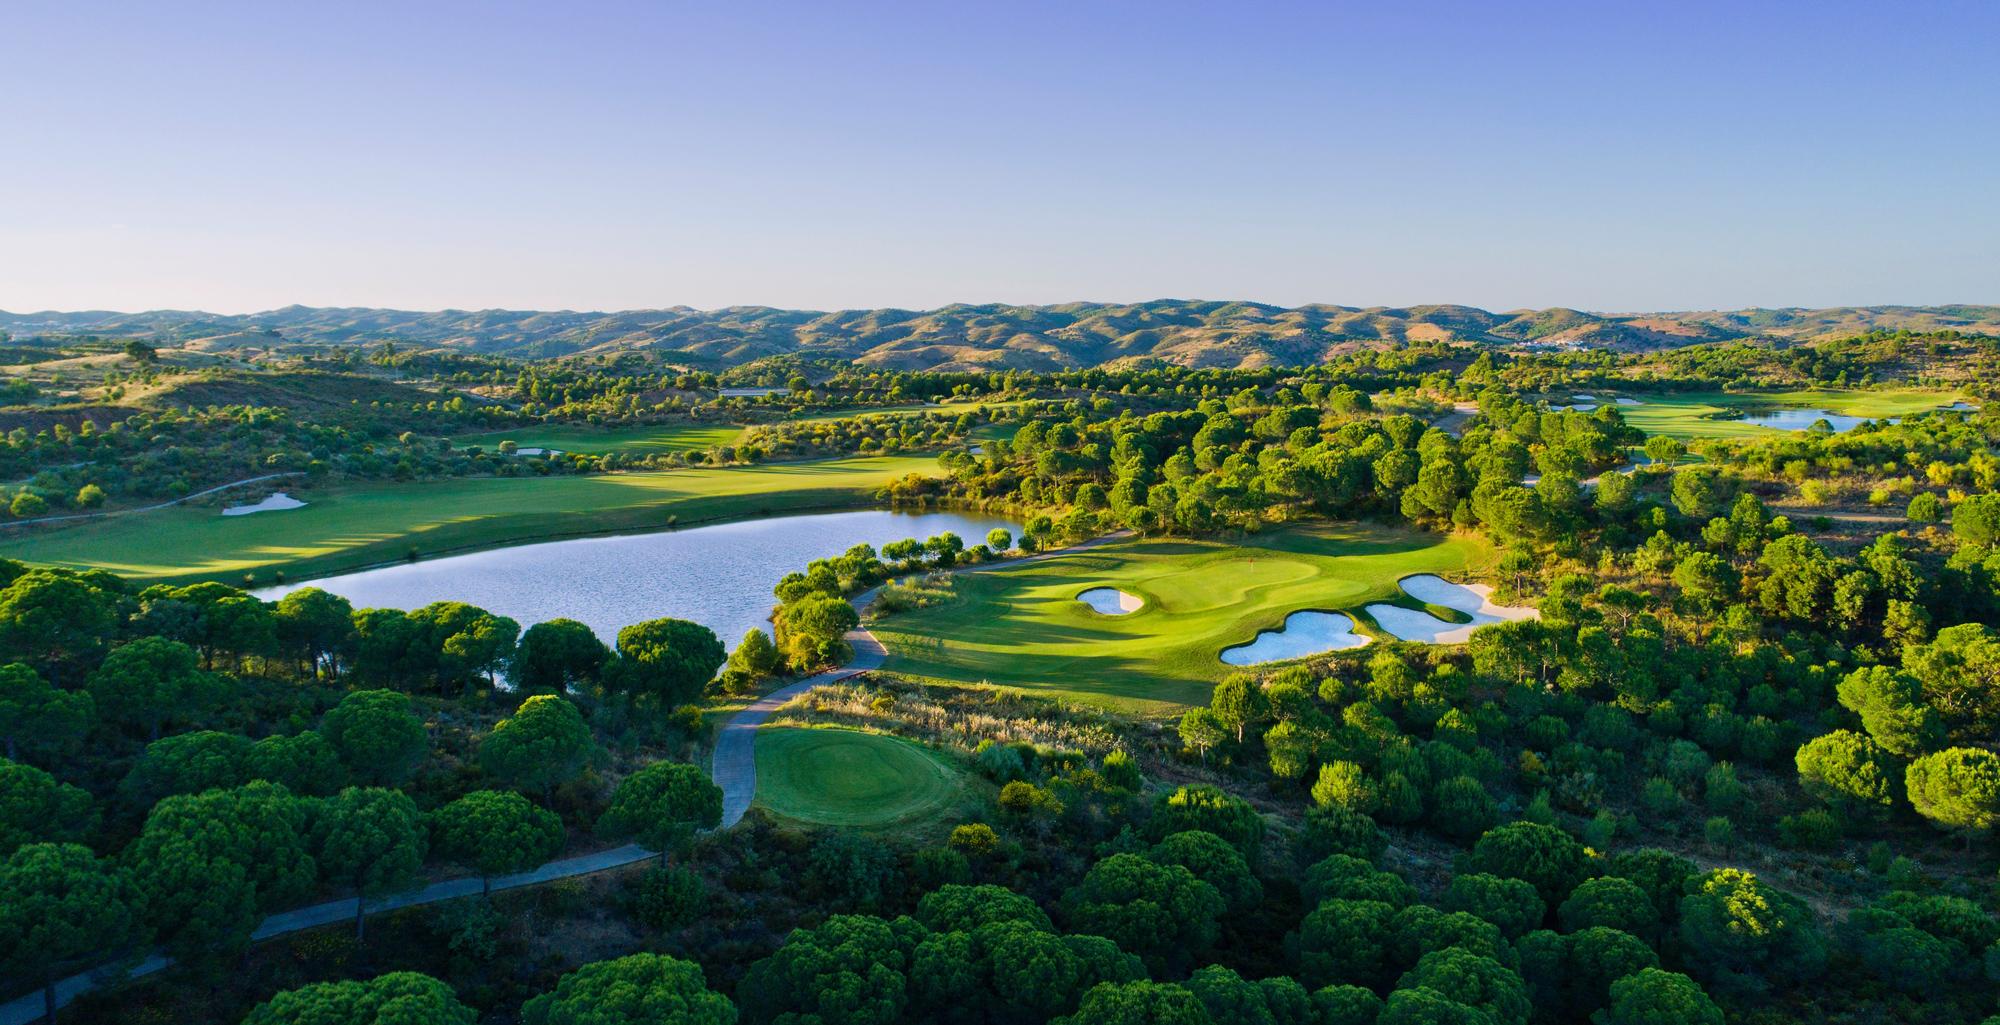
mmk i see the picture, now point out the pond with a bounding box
[253,508,1019,649]
[1734,408,1891,432]
[1220,611,1370,665]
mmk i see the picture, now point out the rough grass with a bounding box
[1,455,936,584]
[450,422,746,455]
[1619,388,1967,440]
[751,726,967,828]
[871,522,1495,714]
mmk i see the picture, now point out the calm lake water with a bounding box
[1736,408,1889,432]
[254,509,1019,649]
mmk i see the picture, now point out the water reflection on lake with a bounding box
[254,509,1019,648]
[1736,408,1890,432]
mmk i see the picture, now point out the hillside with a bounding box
[3,300,1996,372]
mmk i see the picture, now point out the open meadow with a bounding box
[0,455,935,584]
[450,421,746,455]
[871,522,1495,714]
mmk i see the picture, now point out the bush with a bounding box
[630,866,704,929]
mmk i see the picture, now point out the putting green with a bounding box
[452,422,745,455]
[1,455,935,584]
[753,727,966,828]
[1618,388,1965,440]
[873,523,1495,714]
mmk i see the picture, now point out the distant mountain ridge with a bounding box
[3,301,1995,372]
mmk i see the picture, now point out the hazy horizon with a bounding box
[4,1,1995,314]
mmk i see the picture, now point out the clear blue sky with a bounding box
[2,0,1994,314]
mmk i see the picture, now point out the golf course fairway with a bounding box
[0,455,936,584]
[452,421,746,455]
[1616,388,1967,440]
[752,727,968,828]
[872,522,1496,713]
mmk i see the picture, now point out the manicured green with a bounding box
[1617,388,1967,440]
[872,523,1494,713]
[452,422,746,455]
[0,455,936,583]
[752,726,966,828]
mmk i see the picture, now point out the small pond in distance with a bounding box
[1735,408,1890,433]
[254,509,1019,649]
[1220,611,1369,665]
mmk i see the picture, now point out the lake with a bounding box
[1735,408,1890,432]
[254,508,1019,649]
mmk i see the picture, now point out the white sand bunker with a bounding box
[1076,587,1142,615]
[1221,611,1370,665]
[1365,574,1539,644]
[223,492,307,516]
[1614,397,1642,406]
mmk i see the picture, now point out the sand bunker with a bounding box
[1614,397,1642,406]
[223,493,307,516]
[1365,574,1538,644]
[1221,611,1369,665]
[1076,587,1142,615]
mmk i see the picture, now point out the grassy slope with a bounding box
[752,726,968,828]
[1620,387,1968,440]
[872,523,1494,714]
[451,422,746,454]
[2,455,935,584]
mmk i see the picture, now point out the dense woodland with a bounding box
[8,329,2000,1024]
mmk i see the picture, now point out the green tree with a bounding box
[1835,666,1943,756]
[272,587,356,678]
[1053,981,1212,1025]
[1148,785,1264,862]
[1297,898,1397,988]
[0,570,120,671]
[1440,873,1544,938]
[1558,876,1658,936]
[1459,821,1588,905]
[1676,868,1825,993]
[126,782,318,959]
[241,972,476,1025]
[481,694,595,796]
[119,729,249,805]
[0,661,92,763]
[1794,729,1896,816]
[1178,708,1226,763]
[521,952,735,1025]
[320,688,428,785]
[512,618,610,693]
[1147,830,1263,914]
[432,790,565,897]
[739,914,916,1025]
[0,842,143,1025]
[1062,853,1224,974]
[88,637,224,740]
[1394,948,1529,1025]
[313,786,428,940]
[915,882,1052,932]
[1209,674,1269,743]
[1599,968,1723,1025]
[246,731,346,796]
[613,618,727,706]
[0,759,96,856]
[597,761,723,866]
[1952,492,2000,546]
[986,528,1013,553]
[1906,747,2000,843]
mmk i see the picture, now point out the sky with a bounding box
[1,0,1996,315]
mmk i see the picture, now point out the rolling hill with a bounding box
[2,301,1995,372]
